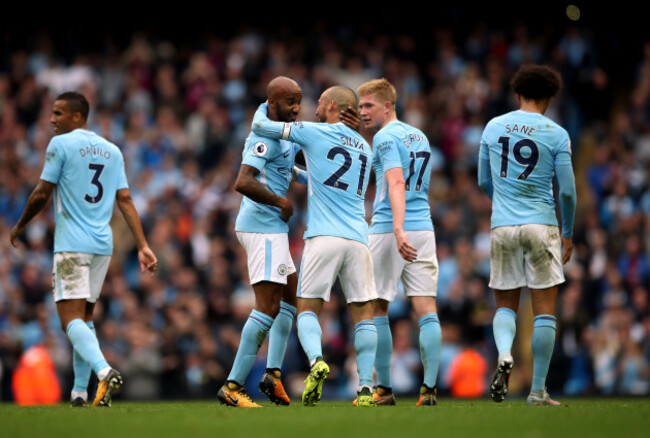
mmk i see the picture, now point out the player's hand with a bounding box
[139,246,158,276]
[395,229,417,262]
[340,105,360,132]
[9,224,25,248]
[278,197,293,223]
[561,237,573,264]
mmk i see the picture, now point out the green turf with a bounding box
[1,398,649,438]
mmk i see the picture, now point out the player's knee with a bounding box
[257,300,281,318]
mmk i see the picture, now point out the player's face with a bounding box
[316,92,328,123]
[359,94,388,130]
[276,90,302,123]
[50,100,76,135]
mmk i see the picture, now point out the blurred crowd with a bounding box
[1,18,649,403]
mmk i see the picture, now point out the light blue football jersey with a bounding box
[40,129,129,255]
[370,120,434,234]
[234,127,300,233]
[479,109,572,229]
[252,109,371,245]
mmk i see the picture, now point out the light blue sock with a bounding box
[267,301,296,370]
[419,314,441,388]
[373,315,392,388]
[297,311,322,364]
[493,307,517,356]
[531,315,557,391]
[227,310,274,385]
[66,319,109,376]
[72,321,95,393]
[354,320,377,388]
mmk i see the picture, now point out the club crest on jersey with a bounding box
[253,142,268,157]
[277,264,287,275]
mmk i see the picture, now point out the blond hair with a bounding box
[357,78,396,107]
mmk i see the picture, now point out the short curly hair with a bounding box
[511,64,562,100]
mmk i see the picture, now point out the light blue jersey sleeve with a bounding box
[554,142,576,238]
[41,137,65,183]
[241,133,282,172]
[374,130,403,172]
[478,141,493,200]
[252,104,289,140]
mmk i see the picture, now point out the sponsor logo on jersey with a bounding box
[253,142,269,157]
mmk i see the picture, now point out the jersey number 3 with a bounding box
[498,136,539,180]
[84,163,105,203]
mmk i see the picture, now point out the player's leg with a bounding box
[489,288,519,402]
[261,268,298,405]
[58,298,110,377]
[371,299,395,404]
[523,224,563,406]
[220,281,279,408]
[267,272,298,371]
[87,254,121,407]
[493,289,520,359]
[411,297,440,406]
[54,253,118,407]
[402,230,441,406]
[295,236,339,406]
[368,232,401,404]
[297,297,328,406]
[527,286,560,405]
[70,301,96,407]
[348,301,377,406]
[221,232,286,407]
[489,226,525,402]
[341,240,378,407]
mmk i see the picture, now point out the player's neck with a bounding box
[519,98,550,115]
[380,113,398,129]
[267,107,280,122]
[327,111,340,125]
[71,122,88,131]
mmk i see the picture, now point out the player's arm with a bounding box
[477,141,493,200]
[385,167,417,262]
[251,106,292,140]
[555,157,577,264]
[9,180,55,247]
[235,164,293,222]
[116,188,157,275]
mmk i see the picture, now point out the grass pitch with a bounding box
[1,398,649,438]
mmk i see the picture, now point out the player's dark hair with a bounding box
[511,64,562,100]
[56,91,90,121]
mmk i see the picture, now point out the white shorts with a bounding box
[52,252,111,303]
[489,224,565,290]
[237,232,297,285]
[298,236,377,303]
[370,230,438,301]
